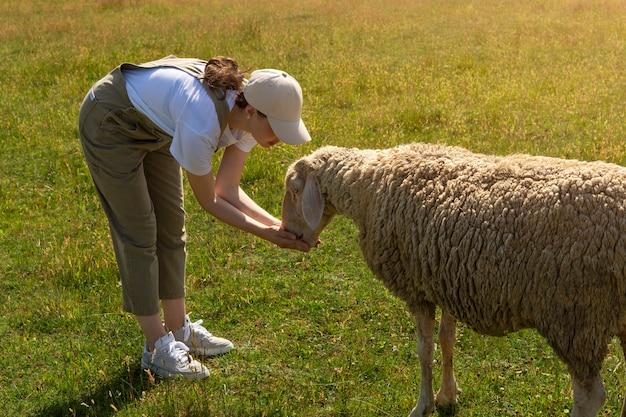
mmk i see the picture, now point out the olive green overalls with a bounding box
[78,56,228,316]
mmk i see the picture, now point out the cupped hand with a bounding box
[265,225,311,252]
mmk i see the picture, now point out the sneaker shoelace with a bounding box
[183,319,213,342]
[166,341,192,365]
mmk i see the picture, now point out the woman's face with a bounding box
[248,107,280,148]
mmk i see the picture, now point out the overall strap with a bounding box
[120,55,230,136]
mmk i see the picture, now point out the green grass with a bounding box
[1,0,625,416]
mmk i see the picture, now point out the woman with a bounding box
[78,55,311,379]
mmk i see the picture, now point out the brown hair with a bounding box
[202,56,266,116]
[202,56,245,100]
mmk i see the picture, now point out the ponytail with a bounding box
[202,56,245,100]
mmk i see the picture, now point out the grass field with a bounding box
[1,0,625,416]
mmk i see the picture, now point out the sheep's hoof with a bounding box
[435,403,458,416]
[435,386,460,408]
[409,402,434,417]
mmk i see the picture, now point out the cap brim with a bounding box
[267,117,311,145]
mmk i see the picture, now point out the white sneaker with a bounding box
[141,332,209,380]
[173,315,234,357]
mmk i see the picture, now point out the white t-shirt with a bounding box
[123,65,256,176]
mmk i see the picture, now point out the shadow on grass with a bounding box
[33,362,156,417]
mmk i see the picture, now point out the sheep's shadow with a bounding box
[34,362,155,417]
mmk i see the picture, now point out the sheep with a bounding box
[280,143,626,417]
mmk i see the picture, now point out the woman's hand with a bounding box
[264,225,311,252]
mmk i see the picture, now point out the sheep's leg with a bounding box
[570,373,605,417]
[409,305,436,417]
[619,332,626,417]
[435,311,458,408]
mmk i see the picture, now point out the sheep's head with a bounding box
[281,159,335,246]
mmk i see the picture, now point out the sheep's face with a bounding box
[281,169,333,246]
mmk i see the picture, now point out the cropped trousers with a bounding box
[78,66,186,316]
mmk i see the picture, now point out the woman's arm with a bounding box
[215,145,281,226]
[186,169,309,252]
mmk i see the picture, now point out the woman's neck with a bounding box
[227,106,249,132]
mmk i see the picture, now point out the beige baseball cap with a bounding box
[243,69,311,145]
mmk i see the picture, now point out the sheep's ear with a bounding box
[301,174,324,230]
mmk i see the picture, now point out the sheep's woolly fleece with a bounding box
[287,143,626,380]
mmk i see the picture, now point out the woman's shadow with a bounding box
[34,361,156,417]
